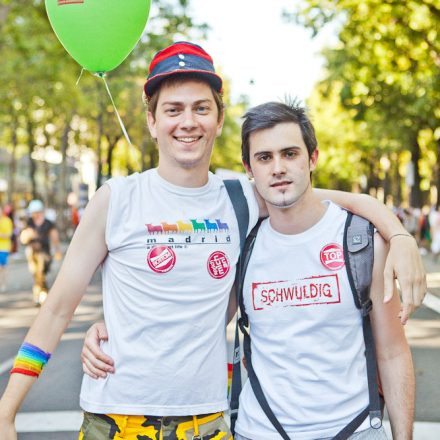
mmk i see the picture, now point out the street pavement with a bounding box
[0,248,439,439]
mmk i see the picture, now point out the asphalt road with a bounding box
[0,249,439,439]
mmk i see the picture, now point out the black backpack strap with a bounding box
[223,179,249,254]
[229,219,262,434]
[237,219,291,439]
[343,212,382,434]
[242,319,291,440]
[223,179,249,432]
[237,219,263,326]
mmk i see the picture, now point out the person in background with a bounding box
[20,199,62,305]
[0,204,14,292]
[430,205,440,262]
[3,204,18,255]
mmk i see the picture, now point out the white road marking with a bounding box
[0,357,14,375]
[423,292,440,314]
[16,411,83,432]
[384,421,440,439]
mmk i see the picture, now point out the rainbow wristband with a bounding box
[10,342,51,378]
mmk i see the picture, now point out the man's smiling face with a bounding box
[148,80,224,173]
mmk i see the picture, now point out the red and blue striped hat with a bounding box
[144,41,223,98]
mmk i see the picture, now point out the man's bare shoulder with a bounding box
[77,184,111,235]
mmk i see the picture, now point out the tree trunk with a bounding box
[391,153,402,207]
[26,118,38,199]
[106,141,117,177]
[0,4,12,31]
[366,160,379,195]
[42,160,50,206]
[436,139,440,208]
[409,135,422,208]
[141,138,148,171]
[7,115,18,203]
[96,109,104,188]
[58,117,72,239]
[149,142,158,170]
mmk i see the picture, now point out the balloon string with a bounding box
[101,75,132,146]
[76,68,84,86]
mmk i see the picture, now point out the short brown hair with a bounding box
[144,74,224,121]
[241,101,318,167]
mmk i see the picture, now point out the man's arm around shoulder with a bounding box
[370,233,415,440]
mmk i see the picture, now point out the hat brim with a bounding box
[144,70,223,98]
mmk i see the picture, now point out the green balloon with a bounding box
[45,0,150,73]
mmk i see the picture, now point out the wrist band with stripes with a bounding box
[10,342,51,378]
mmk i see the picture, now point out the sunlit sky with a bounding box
[188,0,336,106]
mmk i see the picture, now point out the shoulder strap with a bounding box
[223,179,249,253]
[223,179,249,432]
[233,219,294,438]
[343,212,383,432]
[229,219,263,434]
[237,219,262,325]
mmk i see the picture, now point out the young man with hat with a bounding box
[0,42,424,440]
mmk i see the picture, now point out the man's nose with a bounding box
[272,156,287,175]
[180,108,197,129]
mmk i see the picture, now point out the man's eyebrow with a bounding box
[160,99,212,106]
[193,99,213,105]
[253,146,301,157]
[160,101,183,106]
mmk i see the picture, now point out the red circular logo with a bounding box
[320,243,345,271]
[147,246,176,273]
[207,251,230,279]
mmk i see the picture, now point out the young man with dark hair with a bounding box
[0,43,423,440]
[234,101,414,440]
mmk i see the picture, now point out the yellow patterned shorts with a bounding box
[78,411,233,440]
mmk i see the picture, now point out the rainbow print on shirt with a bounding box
[146,219,229,234]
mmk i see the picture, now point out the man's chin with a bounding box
[267,198,297,209]
[176,156,205,169]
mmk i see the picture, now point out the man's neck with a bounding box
[157,164,209,188]
[267,189,327,235]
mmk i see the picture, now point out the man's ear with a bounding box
[309,149,319,172]
[216,110,225,137]
[243,160,253,178]
[147,111,157,139]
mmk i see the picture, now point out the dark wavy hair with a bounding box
[241,99,317,166]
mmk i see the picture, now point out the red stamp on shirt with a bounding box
[147,246,176,273]
[207,251,230,279]
[320,243,345,271]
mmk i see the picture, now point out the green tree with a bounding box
[288,0,440,207]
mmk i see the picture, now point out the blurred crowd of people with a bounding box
[394,204,440,260]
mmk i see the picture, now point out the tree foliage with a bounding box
[0,0,245,227]
[287,0,440,207]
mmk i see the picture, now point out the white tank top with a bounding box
[80,169,259,415]
[235,202,370,440]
